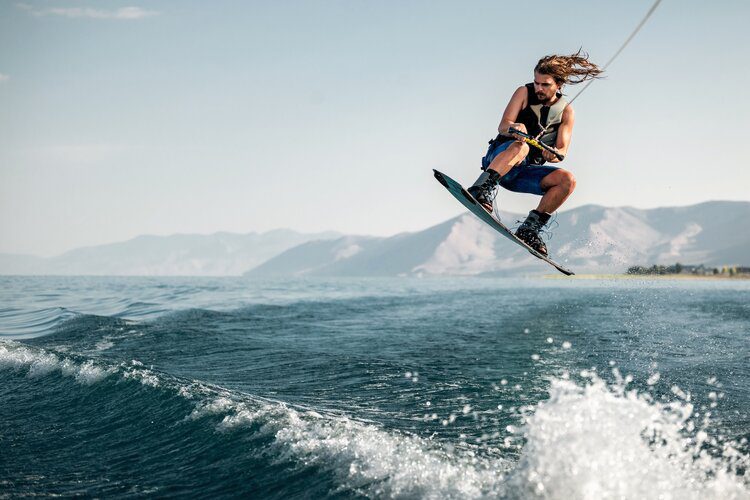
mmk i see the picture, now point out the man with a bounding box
[467,51,602,256]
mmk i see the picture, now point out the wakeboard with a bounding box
[433,169,574,276]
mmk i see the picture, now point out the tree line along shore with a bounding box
[545,264,750,279]
[626,263,750,277]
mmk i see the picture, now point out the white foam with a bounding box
[0,342,40,369]
[189,397,235,419]
[0,341,112,385]
[0,343,159,390]
[506,375,749,499]
[262,406,508,498]
[27,352,60,377]
[122,363,160,387]
[187,394,510,498]
[75,360,109,385]
[191,376,748,499]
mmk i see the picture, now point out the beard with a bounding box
[536,92,551,102]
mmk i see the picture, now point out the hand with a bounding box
[507,123,527,139]
[541,148,561,163]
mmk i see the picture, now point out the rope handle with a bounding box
[508,128,565,161]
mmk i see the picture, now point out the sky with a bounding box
[1,0,749,257]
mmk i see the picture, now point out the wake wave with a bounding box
[1,341,748,499]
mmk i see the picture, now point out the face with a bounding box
[533,72,561,103]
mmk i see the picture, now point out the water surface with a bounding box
[1,276,748,498]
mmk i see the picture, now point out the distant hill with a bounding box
[244,215,466,278]
[3,201,748,277]
[245,201,750,277]
[0,230,341,276]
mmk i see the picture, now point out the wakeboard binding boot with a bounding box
[515,209,552,256]
[467,169,501,213]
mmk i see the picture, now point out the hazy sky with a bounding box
[1,0,749,256]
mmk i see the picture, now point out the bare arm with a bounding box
[498,86,528,137]
[542,105,575,163]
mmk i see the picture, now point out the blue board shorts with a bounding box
[481,140,559,196]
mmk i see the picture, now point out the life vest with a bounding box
[492,83,568,163]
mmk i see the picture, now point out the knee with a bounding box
[509,141,530,158]
[562,171,576,192]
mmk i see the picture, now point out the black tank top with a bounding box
[492,83,568,164]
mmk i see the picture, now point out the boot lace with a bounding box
[540,212,559,242]
[490,187,502,220]
[511,212,559,242]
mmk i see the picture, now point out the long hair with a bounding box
[534,49,603,86]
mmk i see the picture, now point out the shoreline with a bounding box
[546,273,750,280]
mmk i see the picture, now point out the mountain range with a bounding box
[2,201,748,276]
[0,230,340,276]
[247,201,749,277]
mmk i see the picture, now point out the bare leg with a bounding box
[487,141,530,176]
[537,169,576,213]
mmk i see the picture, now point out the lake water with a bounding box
[1,276,748,498]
